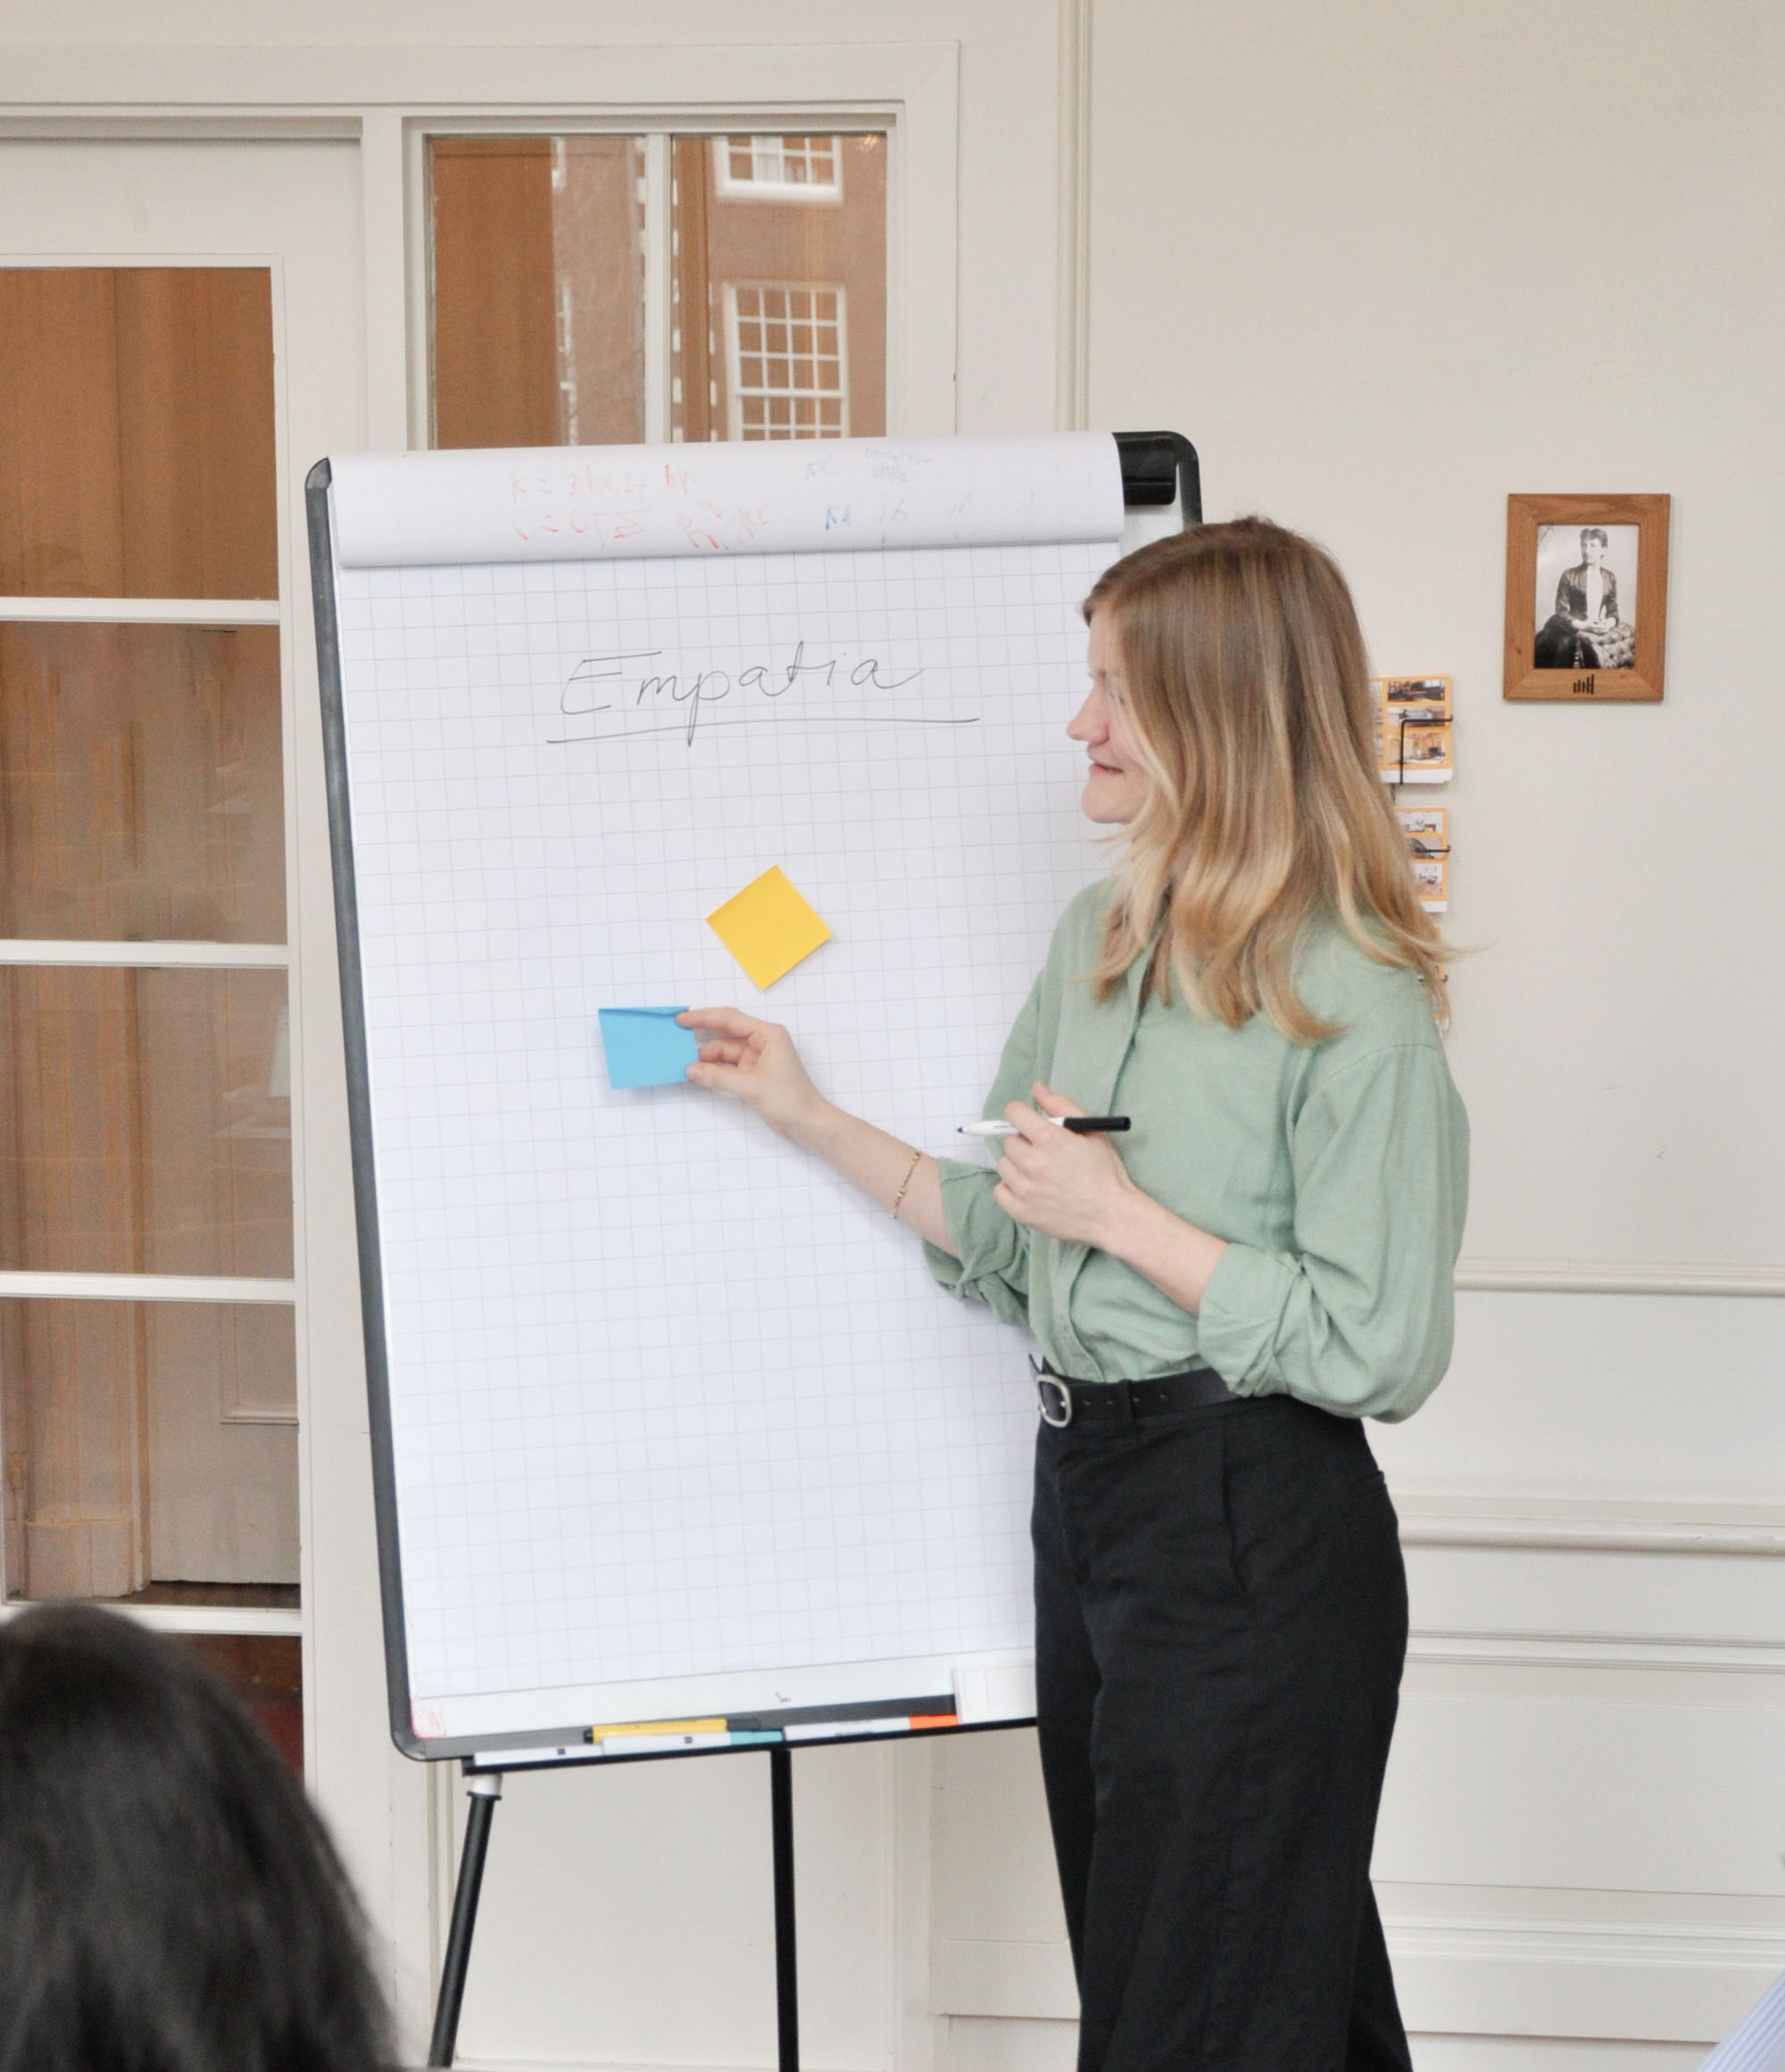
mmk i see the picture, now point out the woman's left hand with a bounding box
[992,1083,1138,1248]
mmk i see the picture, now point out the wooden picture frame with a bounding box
[1504,493,1670,701]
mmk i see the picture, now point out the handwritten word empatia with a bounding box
[549,642,977,748]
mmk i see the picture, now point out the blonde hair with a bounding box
[1083,518,1447,1042]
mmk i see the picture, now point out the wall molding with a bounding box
[1384,1915,1785,2045]
[934,1918,1785,2042]
[1406,1628,1785,1675]
[0,42,953,111]
[1054,0,1092,430]
[1396,1495,1785,1557]
[1456,1256,1785,1297]
[1387,1918,1785,1965]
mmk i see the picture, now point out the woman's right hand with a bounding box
[679,1009,952,1251]
[679,1007,831,1145]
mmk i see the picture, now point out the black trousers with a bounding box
[1033,1392,1413,2072]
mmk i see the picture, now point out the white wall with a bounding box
[1085,0,1785,1272]
[933,4,1785,2063]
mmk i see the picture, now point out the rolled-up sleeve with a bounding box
[923,1162,1033,1326]
[1195,1044,1468,1421]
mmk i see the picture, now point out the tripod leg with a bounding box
[428,1769,502,2067]
[770,1745,799,2072]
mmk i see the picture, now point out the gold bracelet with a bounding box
[890,1148,924,1222]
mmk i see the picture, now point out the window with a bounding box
[723,284,849,439]
[429,137,646,451]
[428,131,884,447]
[714,135,843,203]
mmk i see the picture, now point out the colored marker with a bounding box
[783,1712,959,1743]
[601,1730,730,1754]
[959,1115,1131,1139]
[590,1716,726,1741]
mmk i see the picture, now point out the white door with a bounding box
[0,140,365,1594]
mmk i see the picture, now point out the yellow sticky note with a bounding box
[706,866,833,990]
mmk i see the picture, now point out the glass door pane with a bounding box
[171,1633,303,1773]
[0,257,295,1604]
[0,966,292,1278]
[1,1299,297,1600]
[0,268,278,599]
[0,623,285,941]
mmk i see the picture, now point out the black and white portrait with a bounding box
[1533,522,1638,670]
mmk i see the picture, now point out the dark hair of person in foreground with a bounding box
[0,1603,394,2072]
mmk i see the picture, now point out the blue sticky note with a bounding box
[598,1007,701,1090]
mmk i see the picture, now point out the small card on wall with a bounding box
[1375,675,1452,784]
[1394,805,1449,914]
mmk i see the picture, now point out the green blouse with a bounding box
[924,883,1469,1421]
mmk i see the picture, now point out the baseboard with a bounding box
[933,1919,1785,2044]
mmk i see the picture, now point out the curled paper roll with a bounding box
[328,432,1125,569]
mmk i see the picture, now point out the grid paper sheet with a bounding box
[333,477,1123,1726]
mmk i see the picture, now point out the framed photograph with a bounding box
[1504,493,1670,701]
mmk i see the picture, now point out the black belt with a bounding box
[1032,1356,1236,1429]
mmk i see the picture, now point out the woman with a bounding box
[684,518,1468,2071]
[0,1604,394,2072]
[1534,526,1633,669]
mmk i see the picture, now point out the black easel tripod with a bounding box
[427,1745,803,2069]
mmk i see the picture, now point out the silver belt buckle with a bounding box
[1033,1356,1074,1428]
